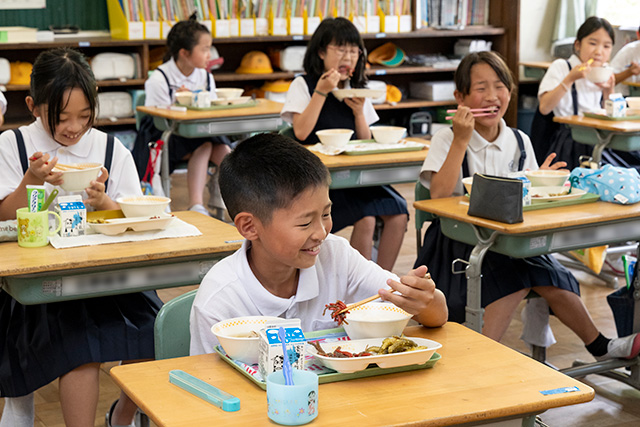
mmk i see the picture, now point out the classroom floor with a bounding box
[1,174,639,426]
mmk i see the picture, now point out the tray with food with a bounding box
[529,186,587,204]
[583,109,640,121]
[185,99,258,111]
[87,214,175,235]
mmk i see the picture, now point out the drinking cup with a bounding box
[16,207,61,247]
[266,369,318,425]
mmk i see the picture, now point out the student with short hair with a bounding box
[189,133,447,355]
[610,25,640,96]
[0,91,6,127]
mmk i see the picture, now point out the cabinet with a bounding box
[0,0,519,131]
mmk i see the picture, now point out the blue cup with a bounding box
[266,369,318,425]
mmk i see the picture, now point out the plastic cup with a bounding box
[266,369,318,425]
[16,207,61,247]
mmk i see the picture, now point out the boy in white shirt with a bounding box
[610,26,640,96]
[190,133,447,355]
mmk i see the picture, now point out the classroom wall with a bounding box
[0,0,108,31]
[519,0,558,63]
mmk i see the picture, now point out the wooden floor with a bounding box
[2,174,639,426]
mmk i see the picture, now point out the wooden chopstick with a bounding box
[337,293,384,314]
[54,163,86,171]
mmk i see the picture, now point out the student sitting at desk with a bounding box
[610,24,640,96]
[414,51,640,362]
[189,133,447,355]
[0,91,6,127]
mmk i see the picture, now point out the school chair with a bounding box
[154,289,198,360]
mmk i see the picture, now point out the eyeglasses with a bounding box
[327,45,363,58]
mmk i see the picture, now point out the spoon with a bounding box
[278,326,294,386]
[40,189,59,211]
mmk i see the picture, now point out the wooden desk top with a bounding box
[136,99,283,120]
[110,323,593,427]
[414,197,640,234]
[0,212,242,277]
[314,140,429,169]
[519,61,552,69]
[553,115,640,132]
[623,81,640,88]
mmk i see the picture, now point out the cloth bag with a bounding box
[606,256,638,337]
[468,174,524,224]
[569,164,640,204]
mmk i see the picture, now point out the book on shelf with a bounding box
[416,0,489,29]
[0,26,38,43]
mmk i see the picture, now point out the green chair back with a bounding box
[133,90,146,131]
[278,125,296,140]
[154,289,197,359]
[415,181,437,252]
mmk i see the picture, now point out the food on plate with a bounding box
[88,218,106,224]
[323,300,349,325]
[309,341,373,358]
[310,335,427,358]
[532,189,569,198]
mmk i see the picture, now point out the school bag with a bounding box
[569,164,640,204]
[12,129,114,192]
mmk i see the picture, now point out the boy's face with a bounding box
[458,63,510,128]
[254,185,332,271]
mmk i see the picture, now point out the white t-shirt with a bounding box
[189,233,398,355]
[0,91,6,115]
[144,58,217,107]
[0,119,142,204]
[280,75,379,125]
[610,40,640,96]
[419,119,539,195]
[538,54,604,116]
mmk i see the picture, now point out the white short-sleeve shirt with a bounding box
[419,119,539,194]
[280,75,379,125]
[189,233,398,355]
[0,91,6,115]
[0,119,142,204]
[610,40,640,96]
[144,58,217,107]
[538,55,604,116]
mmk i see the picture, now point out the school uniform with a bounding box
[610,40,640,96]
[0,91,6,116]
[281,75,408,231]
[190,234,399,355]
[143,58,229,173]
[536,54,640,169]
[0,122,162,397]
[415,121,580,323]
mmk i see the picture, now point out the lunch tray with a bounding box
[343,139,427,155]
[185,99,258,111]
[523,192,600,211]
[214,328,441,390]
[583,110,640,121]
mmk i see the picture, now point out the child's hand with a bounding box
[451,106,475,146]
[28,152,63,184]
[344,97,365,115]
[539,152,568,170]
[317,68,340,93]
[629,61,640,76]
[176,85,190,92]
[567,61,591,83]
[595,72,616,90]
[379,265,436,316]
[84,167,116,210]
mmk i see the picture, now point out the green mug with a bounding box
[16,207,62,248]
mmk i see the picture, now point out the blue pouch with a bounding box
[569,164,640,204]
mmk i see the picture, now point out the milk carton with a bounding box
[258,319,306,379]
[56,195,86,237]
[605,93,626,117]
[508,172,531,206]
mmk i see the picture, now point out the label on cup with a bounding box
[27,185,46,213]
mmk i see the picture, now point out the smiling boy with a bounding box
[189,133,447,355]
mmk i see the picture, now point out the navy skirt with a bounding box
[414,218,580,323]
[0,290,163,397]
[329,185,409,232]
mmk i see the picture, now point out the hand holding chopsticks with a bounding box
[445,107,498,121]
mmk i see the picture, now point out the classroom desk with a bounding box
[312,141,429,189]
[0,212,242,305]
[520,61,551,80]
[137,99,284,197]
[110,322,594,427]
[624,81,640,96]
[553,115,640,164]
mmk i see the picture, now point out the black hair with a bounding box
[303,17,367,88]
[164,17,210,62]
[29,47,97,139]
[576,16,615,45]
[454,51,515,96]
[219,133,331,223]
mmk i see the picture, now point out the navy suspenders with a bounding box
[157,68,212,100]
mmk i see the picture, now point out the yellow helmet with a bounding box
[261,79,292,93]
[9,61,32,85]
[236,51,273,74]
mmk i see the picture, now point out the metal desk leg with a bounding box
[591,129,616,165]
[452,226,498,333]
[160,121,174,198]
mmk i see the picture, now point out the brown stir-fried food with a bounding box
[323,300,349,325]
[310,336,428,359]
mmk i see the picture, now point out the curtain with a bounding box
[552,0,599,42]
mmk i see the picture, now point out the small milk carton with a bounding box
[605,93,626,117]
[508,172,531,206]
[258,319,306,379]
[56,195,86,237]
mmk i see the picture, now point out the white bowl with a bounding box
[626,97,640,110]
[215,88,244,99]
[342,302,412,340]
[116,195,171,218]
[211,316,281,364]
[52,162,102,192]
[525,170,570,187]
[175,91,194,106]
[586,66,614,84]
[315,129,354,148]
[462,176,473,195]
[370,126,407,144]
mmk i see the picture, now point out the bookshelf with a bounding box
[0,0,519,131]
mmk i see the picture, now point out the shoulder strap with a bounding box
[104,134,114,193]
[565,60,578,115]
[13,129,28,175]
[157,68,173,99]
[510,127,526,171]
[206,71,211,91]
